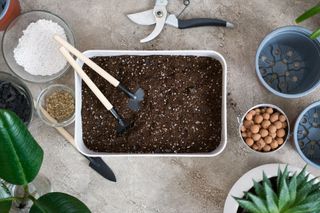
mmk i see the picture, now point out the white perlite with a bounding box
[14,19,68,76]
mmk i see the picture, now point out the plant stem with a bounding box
[14,185,30,209]
[23,185,29,196]
[28,194,36,203]
[12,196,27,201]
[23,184,38,203]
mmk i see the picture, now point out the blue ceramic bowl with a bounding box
[294,101,320,169]
[256,26,320,98]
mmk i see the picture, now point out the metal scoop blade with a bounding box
[128,88,145,111]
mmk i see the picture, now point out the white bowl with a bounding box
[224,163,314,213]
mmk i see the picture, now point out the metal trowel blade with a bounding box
[135,88,145,101]
[116,119,132,135]
[128,88,145,111]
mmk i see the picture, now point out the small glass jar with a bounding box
[1,175,52,213]
[36,84,75,127]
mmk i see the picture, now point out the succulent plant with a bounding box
[234,166,320,213]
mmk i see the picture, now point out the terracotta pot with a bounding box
[0,0,20,31]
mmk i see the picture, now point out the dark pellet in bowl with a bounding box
[0,80,32,124]
[82,55,222,153]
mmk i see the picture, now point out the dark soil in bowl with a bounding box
[0,80,32,124]
[82,55,223,153]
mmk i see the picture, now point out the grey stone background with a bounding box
[1,0,320,212]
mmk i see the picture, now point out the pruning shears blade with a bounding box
[127,9,155,26]
[140,6,167,43]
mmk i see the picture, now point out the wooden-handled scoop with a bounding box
[59,47,131,134]
[54,35,144,112]
[37,102,116,182]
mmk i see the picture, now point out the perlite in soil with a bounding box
[13,19,67,76]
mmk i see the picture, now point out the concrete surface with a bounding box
[1,0,320,212]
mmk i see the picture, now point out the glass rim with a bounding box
[2,10,75,84]
[36,84,75,127]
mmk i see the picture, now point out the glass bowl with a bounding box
[0,71,33,126]
[2,10,75,83]
[36,84,75,127]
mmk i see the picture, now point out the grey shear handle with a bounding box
[178,18,228,29]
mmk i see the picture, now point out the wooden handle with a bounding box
[59,47,113,111]
[55,127,75,146]
[36,100,76,147]
[54,35,120,87]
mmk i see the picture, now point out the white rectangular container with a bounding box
[75,50,227,157]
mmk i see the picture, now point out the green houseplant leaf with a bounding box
[310,28,320,40]
[0,110,43,185]
[296,4,320,39]
[233,197,261,213]
[0,182,12,213]
[295,5,320,23]
[30,192,91,213]
[263,181,278,212]
[278,171,290,210]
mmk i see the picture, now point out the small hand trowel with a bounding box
[54,35,144,112]
[59,46,132,134]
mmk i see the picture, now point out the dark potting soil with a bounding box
[0,81,32,124]
[237,177,278,213]
[82,55,223,153]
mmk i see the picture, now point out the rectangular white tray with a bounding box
[75,50,227,157]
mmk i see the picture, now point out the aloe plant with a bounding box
[0,109,91,213]
[234,166,320,213]
[296,4,320,39]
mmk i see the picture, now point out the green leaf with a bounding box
[247,193,268,213]
[0,110,43,185]
[263,181,279,212]
[253,180,265,198]
[277,166,288,195]
[0,182,12,213]
[233,197,261,213]
[288,173,297,204]
[295,5,320,23]
[277,166,282,193]
[284,201,320,213]
[296,166,307,189]
[310,180,320,193]
[310,28,320,39]
[278,172,290,210]
[295,177,315,204]
[30,192,91,213]
[262,172,272,189]
[302,193,320,205]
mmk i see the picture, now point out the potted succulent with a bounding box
[224,164,320,213]
[296,3,320,39]
[0,109,91,212]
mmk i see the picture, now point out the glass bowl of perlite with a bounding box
[36,84,75,127]
[2,10,75,83]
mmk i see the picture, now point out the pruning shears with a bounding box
[127,0,234,43]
